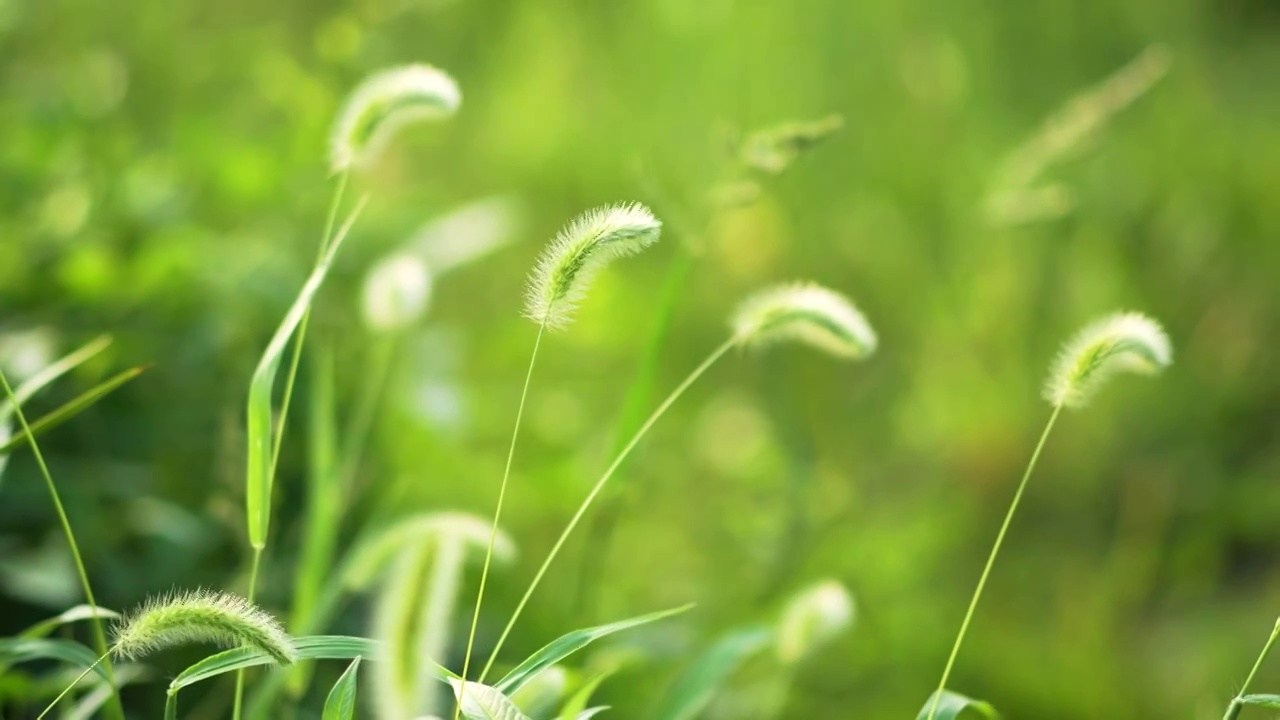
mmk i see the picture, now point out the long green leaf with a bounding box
[20,605,121,639]
[451,679,532,720]
[0,335,112,418]
[322,657,362,720]
[650,626,772,720]
[557,667,619,720]
[0,638,109,682]
[169,636,398,692]
[0,366,148,454]
[246,202,362,550]
[916,690,1000,720]
[495,604,693,695]
[1241,694,1280,708]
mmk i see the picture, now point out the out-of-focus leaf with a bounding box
[0,366,149,454]
[0,638,108,682]
[451,678,532,720]
[650,626,773,720]
[20,604,120,639]
[496,604,693,695]
[1241,694,1280,708]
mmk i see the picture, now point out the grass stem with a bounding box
[477,335,738,683]
[926,404,1063,720]
[0,370,124,720]
[1223,618,1280,720]
[454,323,546,718]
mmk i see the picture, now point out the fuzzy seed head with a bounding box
[776,579,855,665]
[732,282,877,359]
[1045,311,1172,409]
[111,590,296,665]
[362,252,433,332]
[330,64,461,172]
[524,203,661,329]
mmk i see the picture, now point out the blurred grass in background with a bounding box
[2,0,1279,717]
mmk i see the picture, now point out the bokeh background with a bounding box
[3,0,1280,717]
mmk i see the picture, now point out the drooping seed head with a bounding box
[344,512,516,591]
[361,252,433,332]
[740,114,844,175]
[775,579,855,665]
[330,64,461,172]
[732,282,877,359]
[111,590,296,664]
[524,203,662,329]
[1044,311,1172,409]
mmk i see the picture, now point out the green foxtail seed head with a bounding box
[362,252,433,332]
[1044,311,1171,409]
[330,64,461,172]
[524,203,662,329]
[740,114,844,175]
[775,579,855,665]
[110,590,296,664]
[343,512,516,591]
[732,282,877,359]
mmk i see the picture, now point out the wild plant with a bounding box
[922,311,1172,719]
[1221,617,1280,719]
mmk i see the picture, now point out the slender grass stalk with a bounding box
[1223,618,1280,720]
[453,324,545,717]
[0,370,124,720]
[479,336,737,682]
[925,405,1061,720]
[37,652,108,719]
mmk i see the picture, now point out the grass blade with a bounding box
[450,679,531,720]
[0,638,111,682]
[915,690,1000,720]
[20,605,120,639]
[650,626,772,720]
[496,604,693,695]
[0,366,148,454]
[168,635,428,692]
[0,335,112,416]
[322,657,362,720]
[246,196,367,550]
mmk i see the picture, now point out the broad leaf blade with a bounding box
[0,366,148,454]
[1241,694,1280,709]
[916,690,1001,720]
[171,635,399,692]
[245,212,357,550]
[322,657,361,720]
[0,638,109,682]
[650,626,773,720]
[496,604,693,694]
[451,678,532,720]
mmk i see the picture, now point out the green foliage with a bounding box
[321,657,361,720]
[917,690,999,720]
[652,627,774,720]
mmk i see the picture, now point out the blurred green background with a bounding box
[3,0,1280,717]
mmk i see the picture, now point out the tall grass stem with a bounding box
[1223,619,1280,720]
[454,323,546,718]
[926,405,1062,720]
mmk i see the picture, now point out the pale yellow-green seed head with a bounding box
[1044,311,1172,409]
[732,282,877,359]
[330,64,461,172]
[111,589,296,665]
[775,579,855,665]
[524,203,661,329]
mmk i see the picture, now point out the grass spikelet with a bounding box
[1044,311,1172,409]
[361,252,433,332]
[111,590,296,665]
[776,579,855,665]
[740,114,844,175]
[732,282,877,359]
[524,203,662,329]
[330,64,461,172]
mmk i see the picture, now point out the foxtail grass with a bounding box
[925,311,1171,720]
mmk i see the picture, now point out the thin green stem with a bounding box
[165,690,178,720]
[38,652,108,719]
[235,170,349,720]
[1223,618,1280,720]
[926,404,1063,720]
[454,323,546,719]
[0,370,124,720]
[478,336,739,683]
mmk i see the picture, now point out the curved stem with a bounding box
[454,323,546,718]
[477,336,738,683]
[0,371,123,720]
[1223,618,1280,720]
[38,652,108,719]
[926,404,1062,720]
